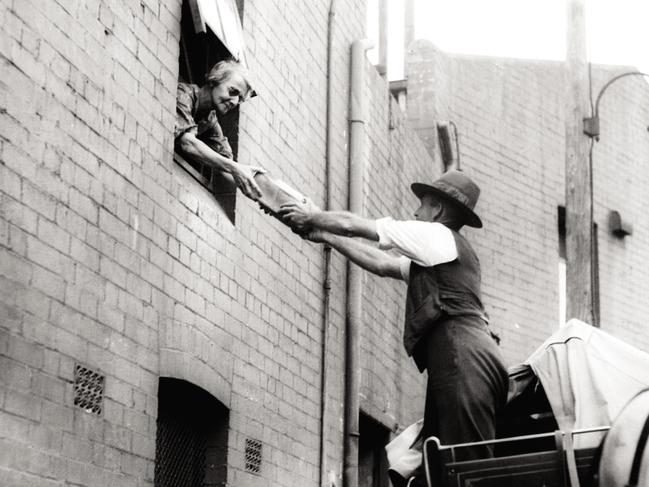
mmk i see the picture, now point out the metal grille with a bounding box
[73,364,104,415]
[244,438,262,474]
[155,411,206,487]
[155,378,230,487]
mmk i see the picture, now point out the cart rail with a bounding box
[424,427,609,487]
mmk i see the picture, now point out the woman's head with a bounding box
[206,60,253,115]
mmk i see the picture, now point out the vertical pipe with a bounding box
[344,38,373,487]
[319,3,336,486]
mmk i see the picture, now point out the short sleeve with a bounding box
[375,217,458,267]
[174,83,198,140]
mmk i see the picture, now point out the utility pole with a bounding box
[565,0,595,325]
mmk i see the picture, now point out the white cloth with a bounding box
[385,419,424,478]
[375,218,458,280]
[524,319,649,447]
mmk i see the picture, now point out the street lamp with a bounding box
[583,71,649,140]
[582,71,649,240]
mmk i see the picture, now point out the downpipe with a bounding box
[344,38,373,487]
[319,2,336,486]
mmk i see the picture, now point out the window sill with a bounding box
[173,151,237,223]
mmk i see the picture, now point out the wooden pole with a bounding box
[565,0,594,325]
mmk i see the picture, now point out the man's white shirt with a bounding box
[375,217,458,281]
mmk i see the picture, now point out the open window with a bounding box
[175,0,248,223]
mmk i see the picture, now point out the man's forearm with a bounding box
[320,233,403,280]
[309,211,378,241]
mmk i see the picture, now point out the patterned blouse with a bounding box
[175,82,233,159]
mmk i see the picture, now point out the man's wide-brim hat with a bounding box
[411,170,483,228]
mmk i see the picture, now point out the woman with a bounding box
[175,59,264,200]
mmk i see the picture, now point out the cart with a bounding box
[421,320,649,487]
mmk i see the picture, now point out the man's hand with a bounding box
[278,200,316,230]
[232,164,265,200]
[302,229,326,243]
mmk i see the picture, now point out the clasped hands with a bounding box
[233,164,266,201]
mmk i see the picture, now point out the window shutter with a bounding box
[188,0,248,66]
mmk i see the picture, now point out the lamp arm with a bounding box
[583,71,649,139]
[594,71,649,117]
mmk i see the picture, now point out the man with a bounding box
[279,170,509,486]
[175,59,264,200]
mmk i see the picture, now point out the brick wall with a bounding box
[0,1,431,486]
[1,0,177,485]
[407,40,649,364]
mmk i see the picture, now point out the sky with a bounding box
[368,0,649,81]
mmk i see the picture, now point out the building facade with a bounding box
[0,1,431,486]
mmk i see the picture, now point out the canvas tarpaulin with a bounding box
[522,319,649,446]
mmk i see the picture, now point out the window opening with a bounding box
[155,378,229,487]
[359,412,390,487]
[175,0,249,223]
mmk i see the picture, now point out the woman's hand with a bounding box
[232,164,265,200]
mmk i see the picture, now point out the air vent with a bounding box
[73,364,105,415]
[244,438,262,474]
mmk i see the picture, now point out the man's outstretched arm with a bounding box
[279,203,379,241]
[312,231,405,281]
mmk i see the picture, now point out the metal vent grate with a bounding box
[244,438,262,474]
[155,410,206,486]
[73,364,104,415]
